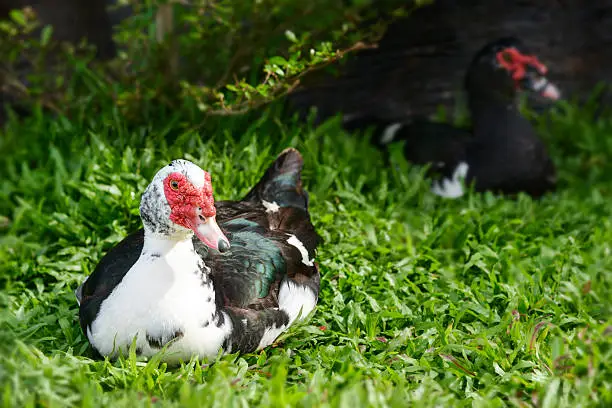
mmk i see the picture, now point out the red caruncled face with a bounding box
[496,47,547,82]
[163,171,216,230]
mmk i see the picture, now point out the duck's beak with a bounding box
[522,74,561,100]
[191,215,230,253]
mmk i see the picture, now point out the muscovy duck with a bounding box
[75,148,320,363]
[344,37,561,199]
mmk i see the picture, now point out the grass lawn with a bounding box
[0,100,610,407]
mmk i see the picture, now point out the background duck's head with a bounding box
[139,159,230,252]
[465,37,561,103]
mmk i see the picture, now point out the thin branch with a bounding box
[205,40,376,116]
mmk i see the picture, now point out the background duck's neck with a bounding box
[467,90,521,139]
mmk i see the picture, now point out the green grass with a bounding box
[0,100,611,407]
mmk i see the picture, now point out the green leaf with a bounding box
[40,25,53,46]
[284,30,298,43]
[268,56,287,66]
[9,10,26,26]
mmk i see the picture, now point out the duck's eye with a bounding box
[170,180,179,190]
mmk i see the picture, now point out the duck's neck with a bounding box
[140,229,210,282]
[142,230,194,256]
[468,90,521,139]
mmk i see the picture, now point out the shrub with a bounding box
[0,0,426,124]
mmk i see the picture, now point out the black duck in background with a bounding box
[343,37,560,199]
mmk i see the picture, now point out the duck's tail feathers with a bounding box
[242,148,310,212]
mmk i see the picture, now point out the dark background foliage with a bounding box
[2,0,611,129]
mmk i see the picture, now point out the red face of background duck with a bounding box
[495,47,561,100]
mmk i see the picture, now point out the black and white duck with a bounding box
[344,37,561,199]
[75,148,320,363]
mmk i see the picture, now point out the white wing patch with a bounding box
[256,280,317,350]
[431,161,470,199]
[278,280,317,325]
[287,234,314,266]
[262,200,280,213]
[379,123,403,145]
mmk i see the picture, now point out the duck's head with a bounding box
[140,159,230,252]
[465,37,560,102]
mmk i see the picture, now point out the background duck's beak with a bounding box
[540,81,561,100]
[192,215,231,253]
[522,74,561,100]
